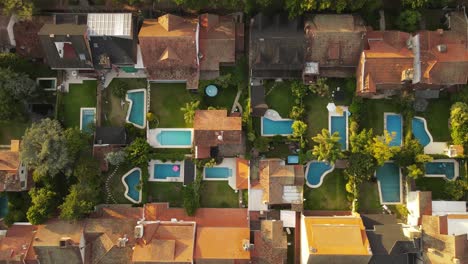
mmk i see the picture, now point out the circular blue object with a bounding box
[205,85,218,97]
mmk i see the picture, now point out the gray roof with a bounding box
[249,13,305,79]
[95,127,127,145]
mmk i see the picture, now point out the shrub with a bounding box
[450,102,468,145]
[308,77,329,98]
[111,79,129,99]
[349,96,364,124]
[254,137,271,152]
[397,10,421,32]
[289,105,305,120]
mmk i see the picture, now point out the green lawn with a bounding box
[201,86,237,110]
[304,94,328,144]
[327,78,355,106]
[59,81,97,128]
[361,99,399,135]
[420,97,451,141]
[415,177,450,200]
[358,181,382,213]
[200,181,239,208]
[264,143,291,159]
[150,83,198,128]
[303,169,349,210]
[265,81,295,118]
[0,120,30,144]
[147,182,184,207]
[106,164,134,204]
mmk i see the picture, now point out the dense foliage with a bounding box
[450,102,468,146]
[311,129,343,164]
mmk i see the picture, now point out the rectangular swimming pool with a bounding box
[425,161,456,180]
[154,164,181,179]
[376,163,401,204]
[262,117,293,136]
[156,130,192,146]
[205,167,232,179]
[127,90,145,128]
[80,108,95,133]
[385,114,402,147]
[330,113,347,150]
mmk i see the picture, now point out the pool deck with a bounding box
[414,116,448,155]
[261,109,293,137]
[375,161,403,205]
[424,159,459,181]
[304,161,335,188]
[121,167,142,204]
[148,160,185,182]
[383,112,403,146]
[328,106,349,150]
[79,107,96,132]
[147,128,194,148]
[125,88,147,129]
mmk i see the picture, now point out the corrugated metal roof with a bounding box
[87,13,132,37]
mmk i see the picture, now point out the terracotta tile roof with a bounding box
[194,227,250,260]
[14,16,53,58]
[252,220,287,263]
[199,14,236,73]
[96,205,143,220]
[236,158,249,190]
[133,222,195,263]
[0,151,20,171]
[194,110,242,147]
[143,203,248,228]
[138,15,199,89]
[33,220,84,247]
[303,215,371,256]
[258,159,304,205]
[0,224,36,263]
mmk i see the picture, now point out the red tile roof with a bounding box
[194,110,242,148]
[0,224,36,263]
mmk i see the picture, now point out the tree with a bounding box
[308,77,329,97]
[394,138,423,168]
[292,120,307,139]
[0,88,18,120]
[346,152,377,183]
[450,102,468,145]
[289,105,305,120]
[105,150,127,166]
[291,80,308,99]
[1,0,34,20]
[444,180,468,201]
[20,119,71,178]
[254,137,271,152]
[180,101,200,126]
[397,10,421,32]
[407,164,424,179]
[26,187,57,224]
[349,128,373,154]
[0,68,36,100]
[73,156,101,187]
[311,129,343,164]
[371,131,399,166]
[63,127,89,161]
[183,184,199,216]
[59,184,96,220]
[285,0,367,18]
[402,0,428,8]
[125,138,151,167]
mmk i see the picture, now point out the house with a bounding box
[193,110,242,159]
[139,14,199,89]
[361,214,421,264]
[235,158,249,190]
[0,224,36,263]
[93,127,127,172]
[0,15,17,52]
[300,213,372,264]
[249,13,305,80]
[303,14,367,82]
[87,13,138,69]
[199,13,242,80]
[250,159,304,211]
[142,203,251,263]
[14,16,53,59]
[251,220,288,263]
[0,140,30,192]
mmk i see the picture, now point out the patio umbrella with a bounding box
[172,165,180,172]
[326,102,336,112]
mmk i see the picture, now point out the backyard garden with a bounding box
[57,81,97,129]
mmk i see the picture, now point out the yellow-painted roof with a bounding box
[304,216,371,256]
[10,140,20,152]
[195,227,250,260]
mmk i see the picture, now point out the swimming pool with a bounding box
[261,117,293,136]
[156,130,192,146]
[376,163,402,204]
[204,167,232,179]
[330,113,347,150]
[412,117,432,147]
[122,168,142,203]
[126,89,146,129]
[425,160,458,180]
[154,164,181,179]
[80,108,95,133]
[305,161,334,188]
[385,113,402,147]
[287,155,299,164]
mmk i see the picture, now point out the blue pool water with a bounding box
[385,114,402,147]
[154,164,181,179]
[306,162,333,187]
[124,170,141,202]
[156,130,192,146]
[287,155,299,164]
[425,162,455,180]
[412,118,431,147]
[127,91,145,127]
[376,163,401,203]
[81,109,95,133]
[262,117,293,136]
[330,113,347,150]
[0,195,8,218]
[205,167,232,178]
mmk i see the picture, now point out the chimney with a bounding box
[437,44,447,53]
[117,235,128,247]
[59,237,72,248]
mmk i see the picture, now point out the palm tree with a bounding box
[180,101,200,126]
[311,129,343,164]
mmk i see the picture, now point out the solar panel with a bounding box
[87,13,132,37]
